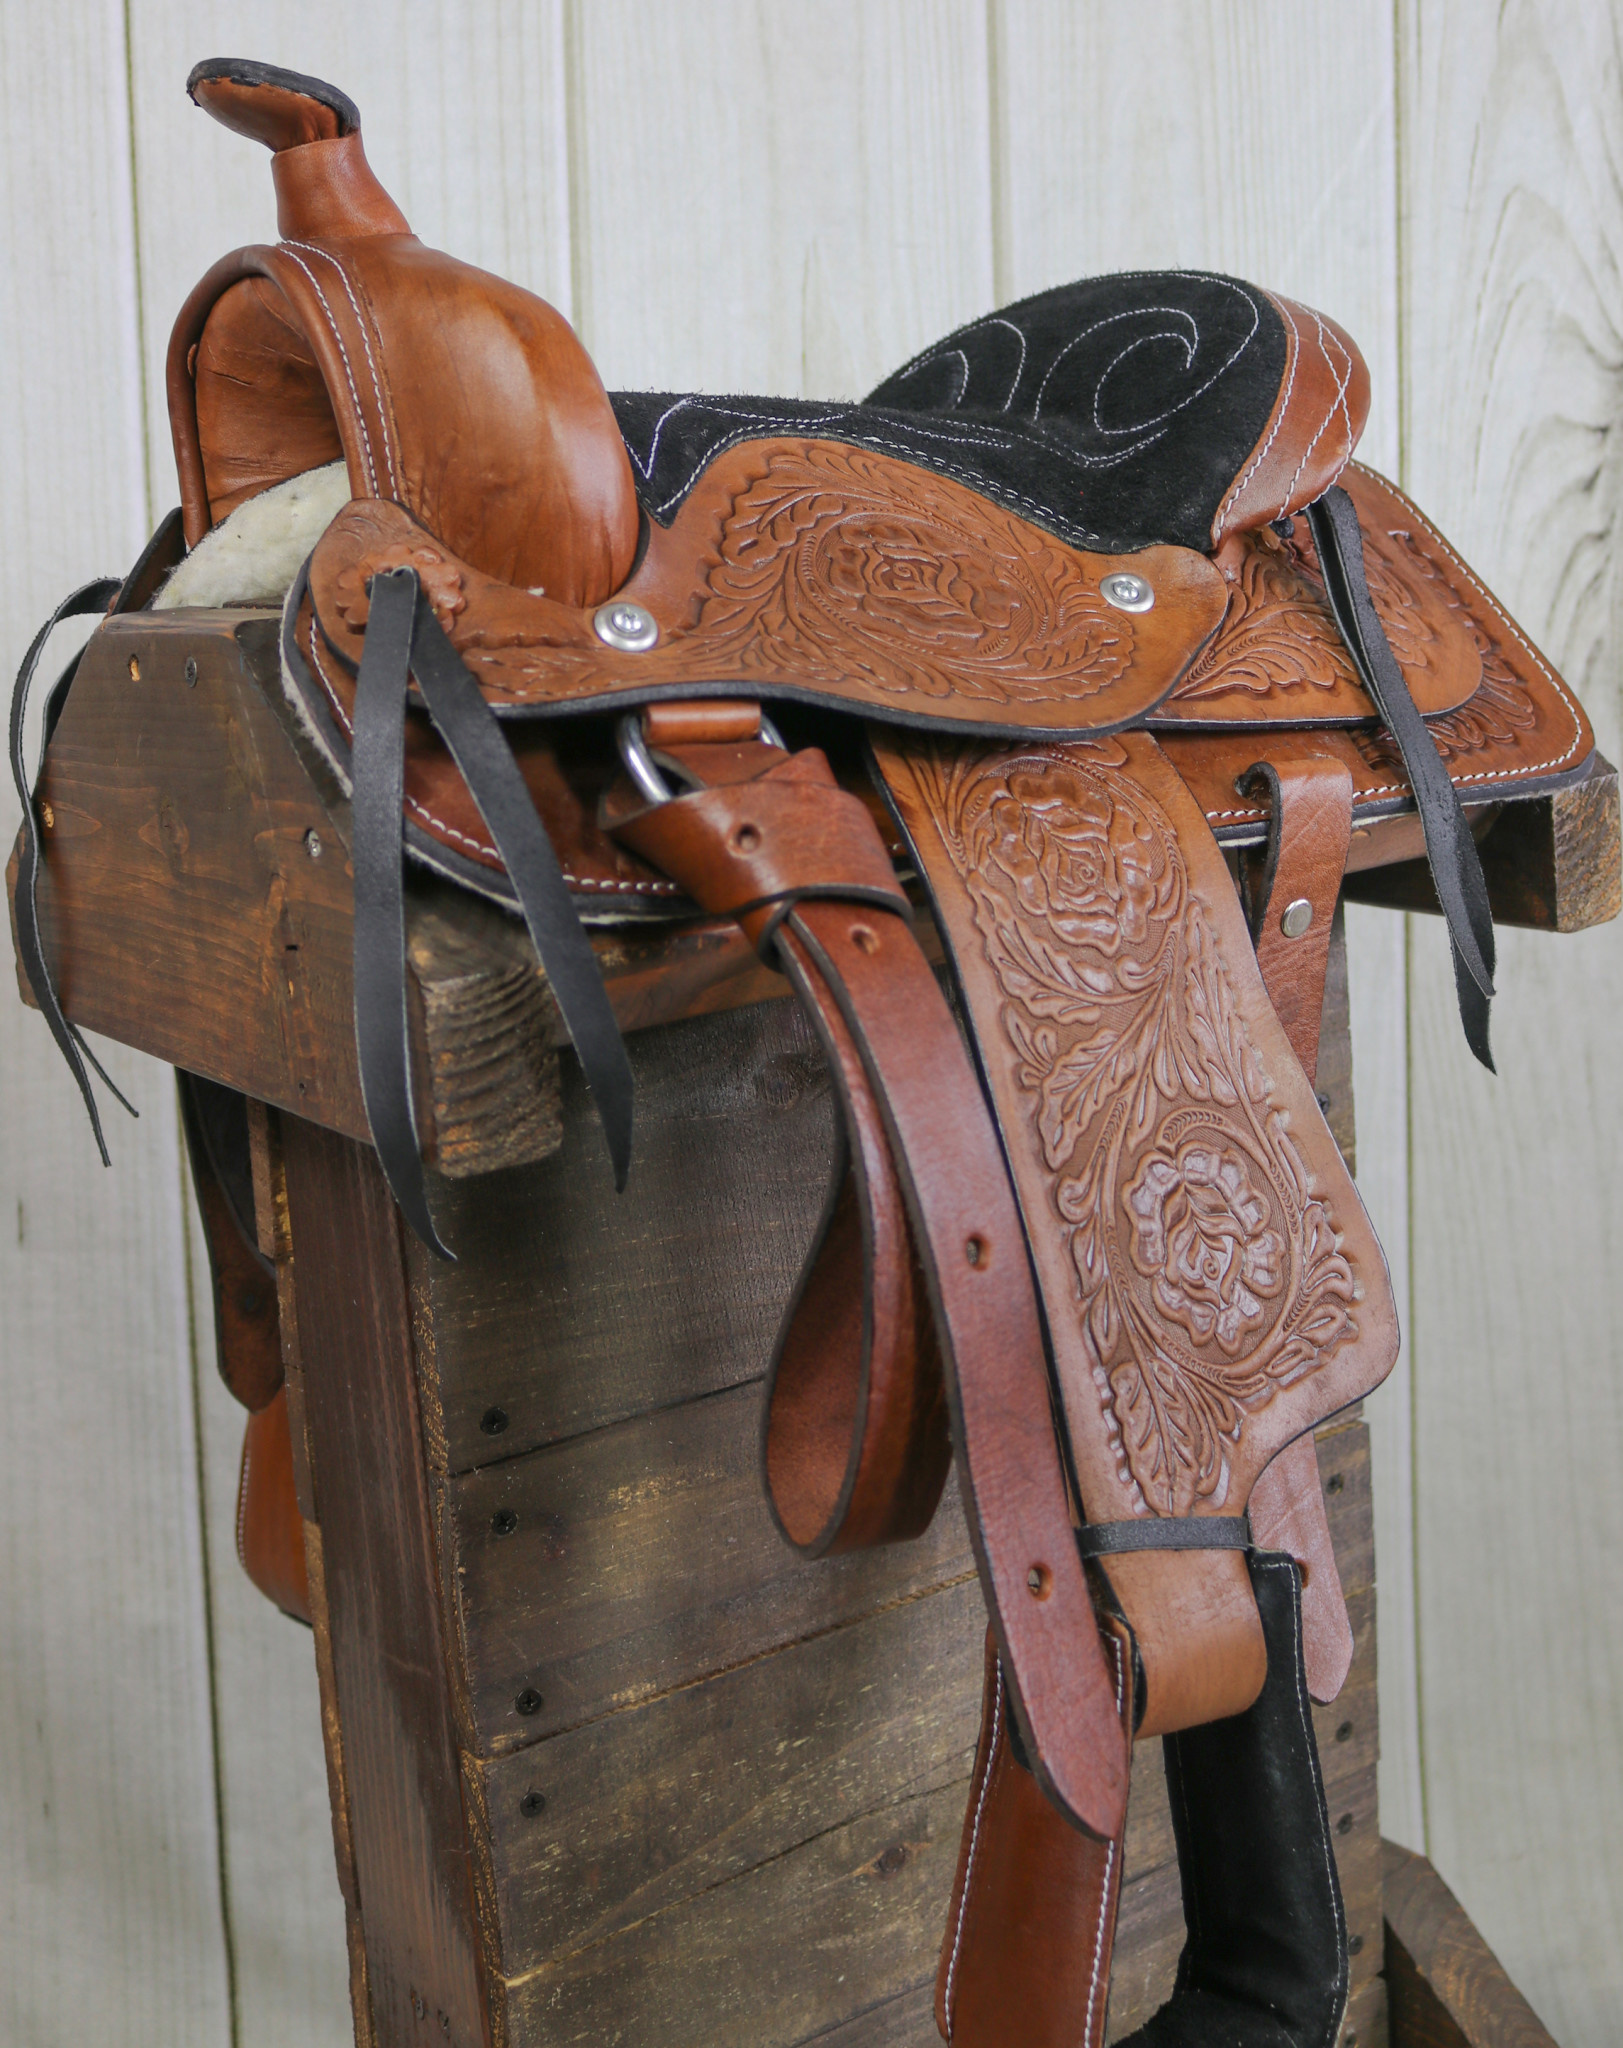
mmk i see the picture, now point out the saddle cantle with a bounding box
[10,56,1604,2048]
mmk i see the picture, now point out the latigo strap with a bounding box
[609,716,1130,1839]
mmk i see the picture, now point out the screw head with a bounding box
[1100,571,1155,613]
[520,1789,547,1818]
[492,1508,518,1537]
[514,1686,543,1716]
[304,828,323,860]
[1336,1810,1354,1835]
[480,1406,509,1436]
[593,599,659,651]
[184,657,198,688]
[1280,897,1314,939]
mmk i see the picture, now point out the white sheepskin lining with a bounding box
[155,461,351,610]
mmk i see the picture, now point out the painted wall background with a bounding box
[0,5,1616,2042]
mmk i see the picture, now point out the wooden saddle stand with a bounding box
[9,60,1617,2048]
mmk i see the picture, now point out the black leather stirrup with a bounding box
[10,577,141,1162]
[350,569,635,1258]
[1115,1552,1349,2048]
[1307,485,1497,1069]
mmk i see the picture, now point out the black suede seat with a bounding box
[612,272,1295,554]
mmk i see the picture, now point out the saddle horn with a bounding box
[169,60,640,608]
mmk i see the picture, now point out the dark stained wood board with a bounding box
[1383,1841,1558,2048]
[417,992,835,1470]
[442,1381,978,1756]
[277,1114,489,2048]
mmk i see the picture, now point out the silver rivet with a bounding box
[304,829,323,861]
[1281,898,1313,939]
[593,600,659,652]
[1100,571,1154,613]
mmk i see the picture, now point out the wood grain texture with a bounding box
[0,7,237,2043]
[1400,7,1623,2042]
[422,993,833,1469]
[567,0,995,396]
[279,1116,488,2046]
[1384,1840,1558,2048]
[446,1382,977,1757]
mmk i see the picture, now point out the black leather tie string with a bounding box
[1307,485,1497,1069]
[1077,1516,1252,1559]
[350,571,636,1258]
[10,577,140,1162]
[350,569,451,1255]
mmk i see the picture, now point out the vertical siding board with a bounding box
[566,0,994,396]
[0,6,233,2043]
[1400,5,1623,2042]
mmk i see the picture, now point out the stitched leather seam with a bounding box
[278,247,382,497]
[1082,1636,1126,2048]
[235,1440,251,1574]
[942,1662,1002,2040]
[1279,309,1355,515]
[306,611,680,893]
[1219,300,1300,527]
[1262,1554,1349,2048]
[284,241,401,499]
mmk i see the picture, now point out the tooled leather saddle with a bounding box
[11,59,1601,2048]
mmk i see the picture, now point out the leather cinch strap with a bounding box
[609,723,1130,1841]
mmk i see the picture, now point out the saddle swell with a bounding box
[10,54,1597,2048]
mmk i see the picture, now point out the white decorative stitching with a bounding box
[1278,309,1354,514]
[942,1661,1003,2040]
[1219,297,1302,528]
[277,246,382,497]
[303,612,680,893]
[1082,1636,1127,2048]
[285,241,401,498]
[1262,1555,1349,2048]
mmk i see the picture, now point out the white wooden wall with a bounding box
[0,6,1615,2042]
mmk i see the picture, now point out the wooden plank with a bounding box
[1384,1840,1558,2048]
[1399,7,1623,2040]
[569,1,995,397]
[500,1778,969,2048]
[445,1381,977,1756]
[0,4,237,2042]
[423,993,832,1470]
[1344,761,1621,932]
[12,611,794,1175]
[477,1576,984,1970]
[278,1114,488,2045]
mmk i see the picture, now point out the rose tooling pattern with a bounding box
[920,739,1358,1515]
[690,442,1135,705]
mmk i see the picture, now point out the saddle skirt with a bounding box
[15,59,1599,2045]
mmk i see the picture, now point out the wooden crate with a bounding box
[257,989,1383,2048]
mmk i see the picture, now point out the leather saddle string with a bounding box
[1307,484,1497,1067]
[9,576,140,1162]
[612,745,1130,1841]
[350,569,635,1257]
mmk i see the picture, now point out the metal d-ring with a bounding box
[616,709,787,805]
